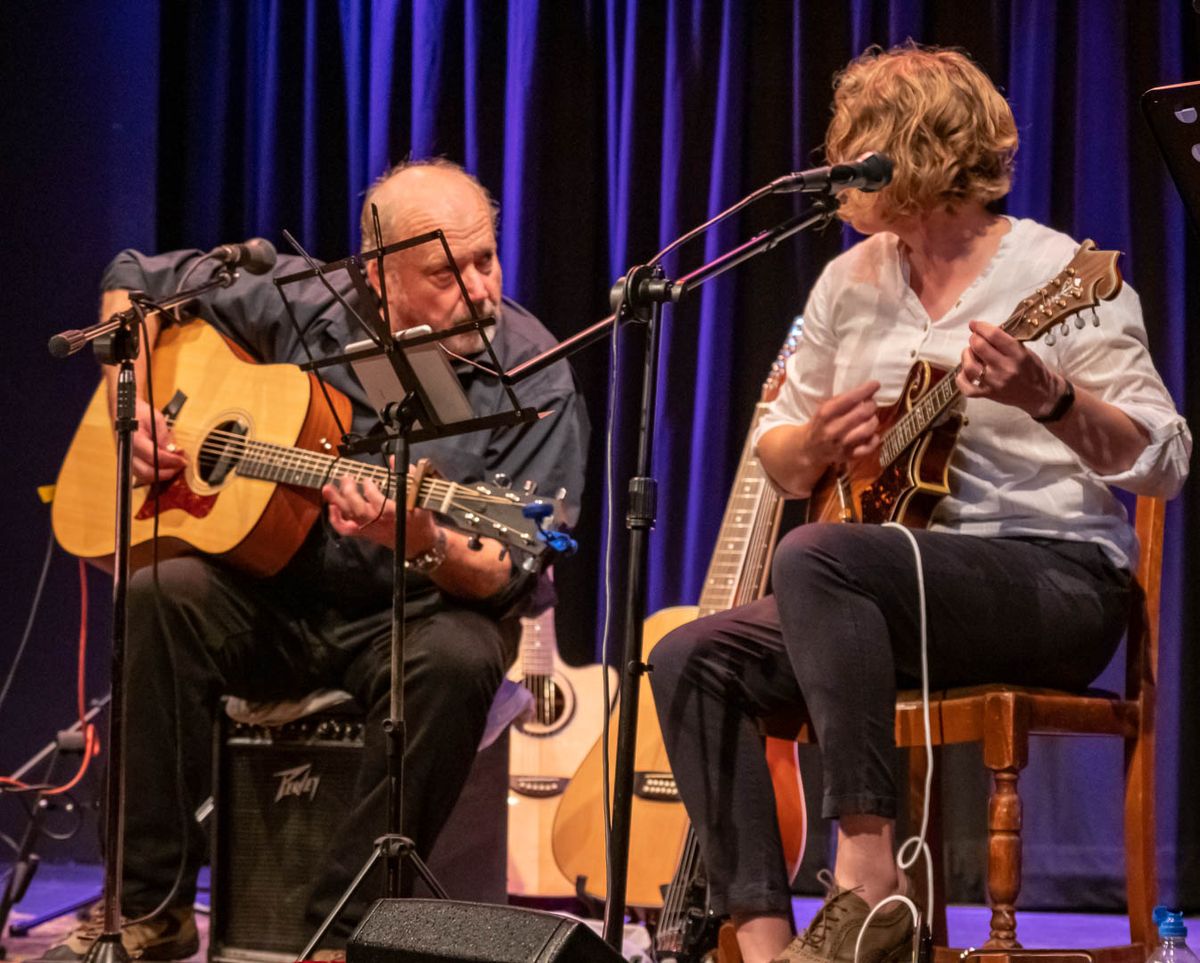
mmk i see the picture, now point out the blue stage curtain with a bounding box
[3,0,1197,909]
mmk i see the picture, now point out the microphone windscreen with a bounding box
[241,237,278,274]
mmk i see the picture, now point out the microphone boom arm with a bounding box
[499,196,839,384]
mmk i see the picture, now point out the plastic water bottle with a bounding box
[1147,907,1199,963]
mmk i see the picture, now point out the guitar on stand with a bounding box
[552,319,810,959]
[507,605,618,897]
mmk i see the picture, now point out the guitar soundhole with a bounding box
[516,674,575,736]
[197,418,249,486]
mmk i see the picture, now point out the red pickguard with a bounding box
[134,474,219,520]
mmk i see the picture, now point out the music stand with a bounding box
[1142,80,1200,235]
[273,228,551,958]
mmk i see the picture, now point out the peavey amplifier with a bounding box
[210,710,508,963]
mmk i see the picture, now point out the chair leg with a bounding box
[1124,720,1158,947]
[984,765,1023,949]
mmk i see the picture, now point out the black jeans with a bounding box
[647,523,1130,917]
[120,556,517,933]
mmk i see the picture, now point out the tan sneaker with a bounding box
[36,904,199,962]
[772,874,914,963]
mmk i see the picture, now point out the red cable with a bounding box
[1,559,98,795]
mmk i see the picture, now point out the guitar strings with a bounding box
[147,423,543,547]
[158,422,517,507]
[882,307,1040,464]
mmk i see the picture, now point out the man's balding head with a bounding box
[360,159,497,251]
[359,158,503,354]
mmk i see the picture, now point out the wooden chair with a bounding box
[763,495,1166,963]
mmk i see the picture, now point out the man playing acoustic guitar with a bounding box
[44,160,588,961]
[648,44,1190,963]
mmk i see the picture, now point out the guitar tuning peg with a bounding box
[466,535,483,552]
[497,547,508,562]
[521,555,539,573]
[492,472,511,489]
[522,479,538,495]
[554,487,567,502]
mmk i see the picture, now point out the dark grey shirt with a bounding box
[102,249,589,621]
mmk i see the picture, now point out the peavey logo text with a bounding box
[272,763,321,803]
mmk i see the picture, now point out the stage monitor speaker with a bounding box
[347,899,625,963]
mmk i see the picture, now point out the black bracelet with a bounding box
[1033,378,1075,424]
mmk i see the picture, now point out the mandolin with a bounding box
[807,241,1122,527]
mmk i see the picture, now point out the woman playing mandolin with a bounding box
[648,43,1190,963]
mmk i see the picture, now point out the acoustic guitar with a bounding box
[52,318,567,575]
[551,319,809,913]
[506,606,618,897]
[807,241,1122,526]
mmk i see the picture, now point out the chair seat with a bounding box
[762,683,1138,747]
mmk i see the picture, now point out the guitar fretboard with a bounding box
[697,404,784,618]
[197,428,460,514]
[878,260,1099,470]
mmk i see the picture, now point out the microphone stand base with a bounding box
[81,933,131,963]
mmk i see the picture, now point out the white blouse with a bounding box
[753,217,1191,571]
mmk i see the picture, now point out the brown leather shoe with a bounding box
[772,874,914,963]
[36,904,199,962]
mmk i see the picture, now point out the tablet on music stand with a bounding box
[346,327,475,429]
[1143,80,1200,234]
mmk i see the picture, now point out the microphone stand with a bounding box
[490,193,840,950]
[47,269,239,963]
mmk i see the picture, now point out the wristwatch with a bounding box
[406,527,448,575]
[1033,378,1076,424]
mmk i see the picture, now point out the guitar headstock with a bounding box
[439,478,576,570]
[761,315,806,403]
[1004,240,1122,346]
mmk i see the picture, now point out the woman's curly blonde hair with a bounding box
[825,43,1018,227]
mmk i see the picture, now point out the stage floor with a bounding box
[2,863,1195,962]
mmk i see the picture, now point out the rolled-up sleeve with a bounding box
[1056,284,1192,498]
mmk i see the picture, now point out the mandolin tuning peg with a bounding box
[1092,312,1101,327]
[521,555,539,573]
[466,534,483,552]
[497,547,508,562]
[1074,315,1086,329]
[492,472,511,489]
[522,479,538,495]
[1045,332,1057,346]
[554,487,567,502]
[1059,322,1070,336]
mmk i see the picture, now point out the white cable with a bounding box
[852,522,935,963]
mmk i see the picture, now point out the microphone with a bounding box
[772,152,893,195]
[206,237,277,275]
